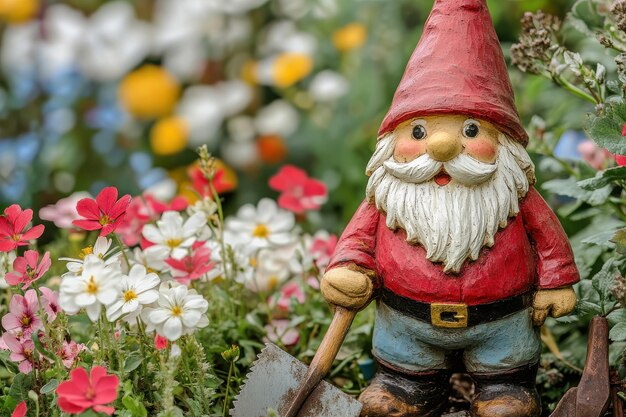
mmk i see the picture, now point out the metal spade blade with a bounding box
[230,343,362,417]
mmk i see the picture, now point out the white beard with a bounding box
[365,133,535,273]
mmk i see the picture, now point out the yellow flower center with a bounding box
[79,246,93,259]
[252,224,270,238]
[99,215,111,226]
[11,234,20,242]
[271,53,313,88]
[166,238,183,248]
[123,290,137,302]
[268,276,279,290]
[332,23,368,52]
[171,305,183,317]
[86,276,98,295]
[21,314,31,326]
[150,116,189,156]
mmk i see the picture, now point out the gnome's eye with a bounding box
[463,120,480,138]
[411,124,427,140]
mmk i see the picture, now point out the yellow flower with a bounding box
[0,0,39,24]
[118,65,180,119]
[271,53,313,88]
[150,116,189,156]
[332,23,367,52]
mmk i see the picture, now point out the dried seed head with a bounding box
[612,0,626,32]
[511,11,562,74]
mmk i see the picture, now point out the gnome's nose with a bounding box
[427,132,461,162]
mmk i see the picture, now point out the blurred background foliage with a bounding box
[0,0,579,230]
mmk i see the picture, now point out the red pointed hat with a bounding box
[378,0,528,146]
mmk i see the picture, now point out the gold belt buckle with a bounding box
[430,303,468,328]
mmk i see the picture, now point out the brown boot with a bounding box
[359,361,451,417]
[470,363,541,417]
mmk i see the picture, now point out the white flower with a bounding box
[246,248,292,292]
[187,196,218,218]
[106,265,160,322]
[254,100,299,138]
[261,21,317,55]
[178,82,252,147]
[142,211,207,259]
[78,2,151,81]
[146,282,209,341]
[309,70,349,102]
[131,247,169,273]
[60,237,121,277]
[0,252,16,289]
[221,141,259,170]
[225,198,295,250]
[59,255,121,322]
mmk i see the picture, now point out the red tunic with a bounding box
[327,187,579,305]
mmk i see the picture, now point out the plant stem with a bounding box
[222,361,234,417]
[112,233,131,270]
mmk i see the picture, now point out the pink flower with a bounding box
[154,334,167,350]
[12,401,27,417]
[165,244,214,285]
[40,287,61,321]
[56,366,119,415]
[115,198,151,246]
[264,319,299,346]
[39,192,90,229]
[269,165,328,214]
[73,187,132,236]
[145,194,189,214]
[0,205,45,252]
[60,340,86,368]
[2,290,43,337]
[577,140,611,170]
[274,282,305,311]
[2,333,35,374]
[309,232,338,271]
[5,250,51,290]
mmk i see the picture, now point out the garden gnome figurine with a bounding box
[321,0,580,416]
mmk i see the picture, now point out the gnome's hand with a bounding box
[532,286,577,327]
[321,267,373,310]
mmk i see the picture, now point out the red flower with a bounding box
[5,250,51,290]
[269,165,328,214]
[73,187,131,236]
[154,333,167,350]
[165,244,214,285]
[0,205,45,252]
[56,366,119,415]
[188,160,238,197]
[12,401,27,417]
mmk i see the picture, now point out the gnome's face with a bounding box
[365,115,535,273]
[392,115,500,186]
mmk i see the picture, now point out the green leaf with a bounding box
[542,177,612,205]
[582,230,618,248]
[40,379,59,395]
[610,322,626,342]
[8,373,32,402]
[31,332,56,362]
[612,229,626,254]
[607,308,626,326]
[586,99,626,154]
[122,394,148,417]
[578,166,626,190]
[124,354,143,373]
[592,259,618,307]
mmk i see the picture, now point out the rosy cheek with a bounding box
[394,139,426,162]
[464,139,497,162]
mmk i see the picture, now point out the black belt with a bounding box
[380,288,534,328]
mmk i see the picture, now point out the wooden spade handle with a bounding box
[281,306,357,417]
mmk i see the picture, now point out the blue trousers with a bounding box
[372,302,541,373]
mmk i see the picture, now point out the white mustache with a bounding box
[383,153,497,186]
